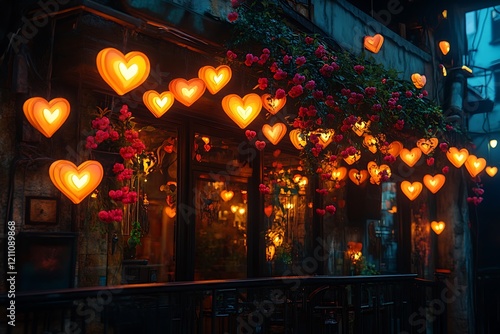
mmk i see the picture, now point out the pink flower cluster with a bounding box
[98,209,123,223]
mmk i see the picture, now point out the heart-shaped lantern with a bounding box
[438,41,450,56]
[262,123,287,145]
[464,155,486,177]
[446,147,469,168]
[313,129,335,148]
[220,190,234,202]
[485,166,498,177]
[198,65,232,95]
[363,134,378,153]
[431,221,446,235]
[364,34,384,53]
[352,120,370,136]
[264,205,274,217]
[348,169,369,185]
[331,167,347,182]
[23,97,71,138]
[169,78,206,107]
[343,150,362,165]
[423,174,446,194]
[142,90,175,118]
[221,93,262,129]
[49,160,103,204]
[289,129,307,150]
[401,181,423,201]
[367,161,391,185]
[416,137,438,155]
[96,48,150,96]
[400,147,422,167]
[380,140,403,158]
[261,94,287,115]
[411,73,426,89]
[164,206,176,218]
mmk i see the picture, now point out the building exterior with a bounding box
[1,0,498,333]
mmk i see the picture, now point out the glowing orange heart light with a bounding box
[431,221,446,235]
[289,129,307,150]
[348,169,369,185]
[367,161,391,185]
[312,129,335,148]
[164,206,176,218]
[169,78,206,107]
[331,167,347,181]
[464,155,486,177]
[96,48,150,96]
[485,166,498,177]
[380,140,403,157]
[49,160,103,204]
[343,150,362,165]
[264,205,273,217]
[142,90,175,118]
[352,120,370,136]
[363,134,378,153]
[438,41,450,56]
[400,147,422,167]
[364,34,384,53]
[401,181,423,201]
[416,137,438,155]
[221,93,262,129]
[23,97,71,138]
[198,65,232,95]
[261,94,287,115]
[220,190,234,202]
[411,73,426,89]
[446,147,469,168]
[262,123,287,145]
[423,174,446,194]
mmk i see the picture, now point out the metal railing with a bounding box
[0,274,447,333]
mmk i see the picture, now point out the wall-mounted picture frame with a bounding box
[25,196,59,225]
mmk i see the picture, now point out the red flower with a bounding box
[394,119,405,130]
[226,50,237,60]
[258,77,268,90]
[295,56,306,66]
[442,166,450,174]
[288,85,303,98]
[305,36,314,44]
[426,157,435,166]
[354,65,365,74]
[325,205,336,214]
[275,89,286,99]
[316,208,326,216]
[227,11,239,22]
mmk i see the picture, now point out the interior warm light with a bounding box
[198,65,232,94]
[423,174,446,194]
[348,169,369,185]
[431,221,446,235]
[489,139,498,148]
[142,90,175,118]
[266,244,275,261]
[464,155,486,177]
[363,134,378,153]
[401,181,423,201]
[416,137,438,155]
[380,140,403,157]
[221,93,262,129]
[262,122,288,145]
[439,41,450,56]
[230,205,238,213]
[96,48,150,96]
[363,34,384,53]
[352,120,370,136]
[169,78,206,107]
[289,129,307,150]
[23,97,71,138]
[485,166,498,177]
[411,73,427,89]
[201,136,210,144]
[442,65,448,77]
[49,160,103,204]
[442,10,448,19]
[400,147,422,167]
[446,147,469,168]
[262,94,287,115]
[238,207,246,215]
[331,166,347,181]
[220,190,234,202]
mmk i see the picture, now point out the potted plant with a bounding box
[125,221,142,259]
